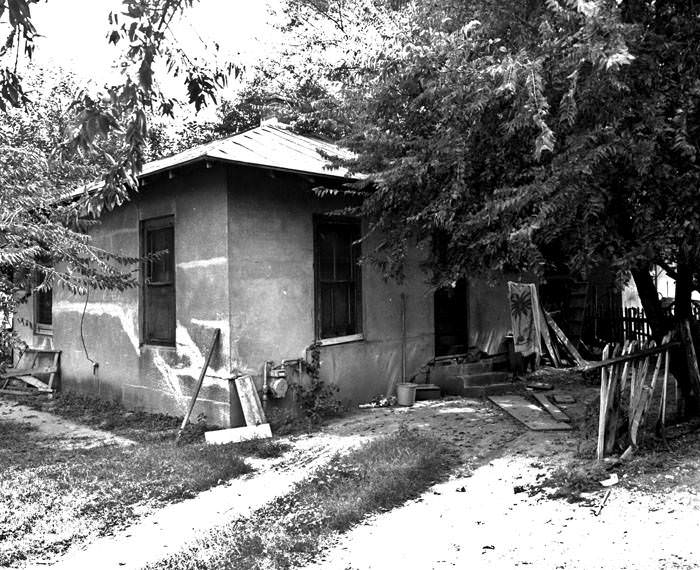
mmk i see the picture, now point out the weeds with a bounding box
[292,378,343,426]
[145,425,456,570]
[294,341,344,427]
[22,391,183,443]
[232,438,291,459]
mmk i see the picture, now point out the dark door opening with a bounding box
[434,279,469,357]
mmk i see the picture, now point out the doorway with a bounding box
[434,279,469,356]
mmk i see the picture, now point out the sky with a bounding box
[23,0,283,119]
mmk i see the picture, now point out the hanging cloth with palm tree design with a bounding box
[508,282,543,360]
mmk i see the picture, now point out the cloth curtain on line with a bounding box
[507,282,543,360]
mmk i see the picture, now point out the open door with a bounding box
[434,279,469,356]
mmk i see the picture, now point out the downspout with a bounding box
[401,292,407,384]
[262,360,271,403]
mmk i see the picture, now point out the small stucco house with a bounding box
[15,122,514,426]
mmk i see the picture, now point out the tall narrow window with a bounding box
[142,216,175,346]
[314,217,362,339]
[33,270,52,335]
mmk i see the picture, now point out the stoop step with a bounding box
[415,384,441,401]
[430,360,494,386]
[431,371,512,397]
[457,371,512,387]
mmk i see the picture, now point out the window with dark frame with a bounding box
[33,270,52,335]
[314,217,362,340]
[142,216,175,346]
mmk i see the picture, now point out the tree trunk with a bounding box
[632,265,699,416]
[630,266,670,343]
[673,262,700,415]
[674,261,693,321]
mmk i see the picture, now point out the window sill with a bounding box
[317,333,364,347]
[141,343,177,351]
[34,327,53,337]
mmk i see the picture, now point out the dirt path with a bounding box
[303,423,700,570]
[43,436,348,570]
[0,398,134,449]
[32,398,518,570]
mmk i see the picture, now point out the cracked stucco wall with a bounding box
[17,165,234,426]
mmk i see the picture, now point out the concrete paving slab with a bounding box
[489,395,572,431]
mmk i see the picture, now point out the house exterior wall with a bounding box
[16,162,437,425]
[15,165,232,425]
[226,165,435,409]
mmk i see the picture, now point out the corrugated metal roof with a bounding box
[63,122,359,203]
[141,122,357,180]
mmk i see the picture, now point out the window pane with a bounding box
[318,230,335,281]
[334,234,351,281]
[332,283,351,336]
[147,227,173,283]
[36,289,52,326]
[320,284,334,338]
[145,285,175,344]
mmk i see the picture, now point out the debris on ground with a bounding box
[358,394,397,408]
[599,473,619,487]
[526,381,553,391]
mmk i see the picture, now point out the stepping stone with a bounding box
[553,394,576,405]
[489,395,572,431]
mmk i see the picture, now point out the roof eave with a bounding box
[141,154,365,182]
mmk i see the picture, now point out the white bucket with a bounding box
[396,383,418,406]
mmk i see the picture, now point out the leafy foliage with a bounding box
[0,1,240,358]
[274,1,697,289]
[293,342,343,426]
[0,69,142,363]
[281,1,699,308]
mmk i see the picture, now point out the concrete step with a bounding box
[415,384,441,401]
[432,371,512,396]
[461,383,514,398]
[457,371,512,387]
[430,361,493,386]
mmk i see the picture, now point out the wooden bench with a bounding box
[0,348,60,395]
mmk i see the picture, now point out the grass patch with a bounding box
[232,439,291,459]
[20,392,186,443]
[0,414,251,566]
[145,425,456,570]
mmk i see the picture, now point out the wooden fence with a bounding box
[596,336,676,460]
[622,307,654,342]
[592,304,700,344]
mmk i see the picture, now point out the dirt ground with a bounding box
[303,375,700,570]
[4,368,700,569]
[0,398,135,449]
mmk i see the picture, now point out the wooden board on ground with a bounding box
[489,395,572,431]
[235,376,266,426]
[205,423,272,445]
[8,375,54,392]
[0,388,43,397]
[532,393,570,423]
[1,348,60,393]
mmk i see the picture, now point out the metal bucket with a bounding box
[396,383,418,406]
